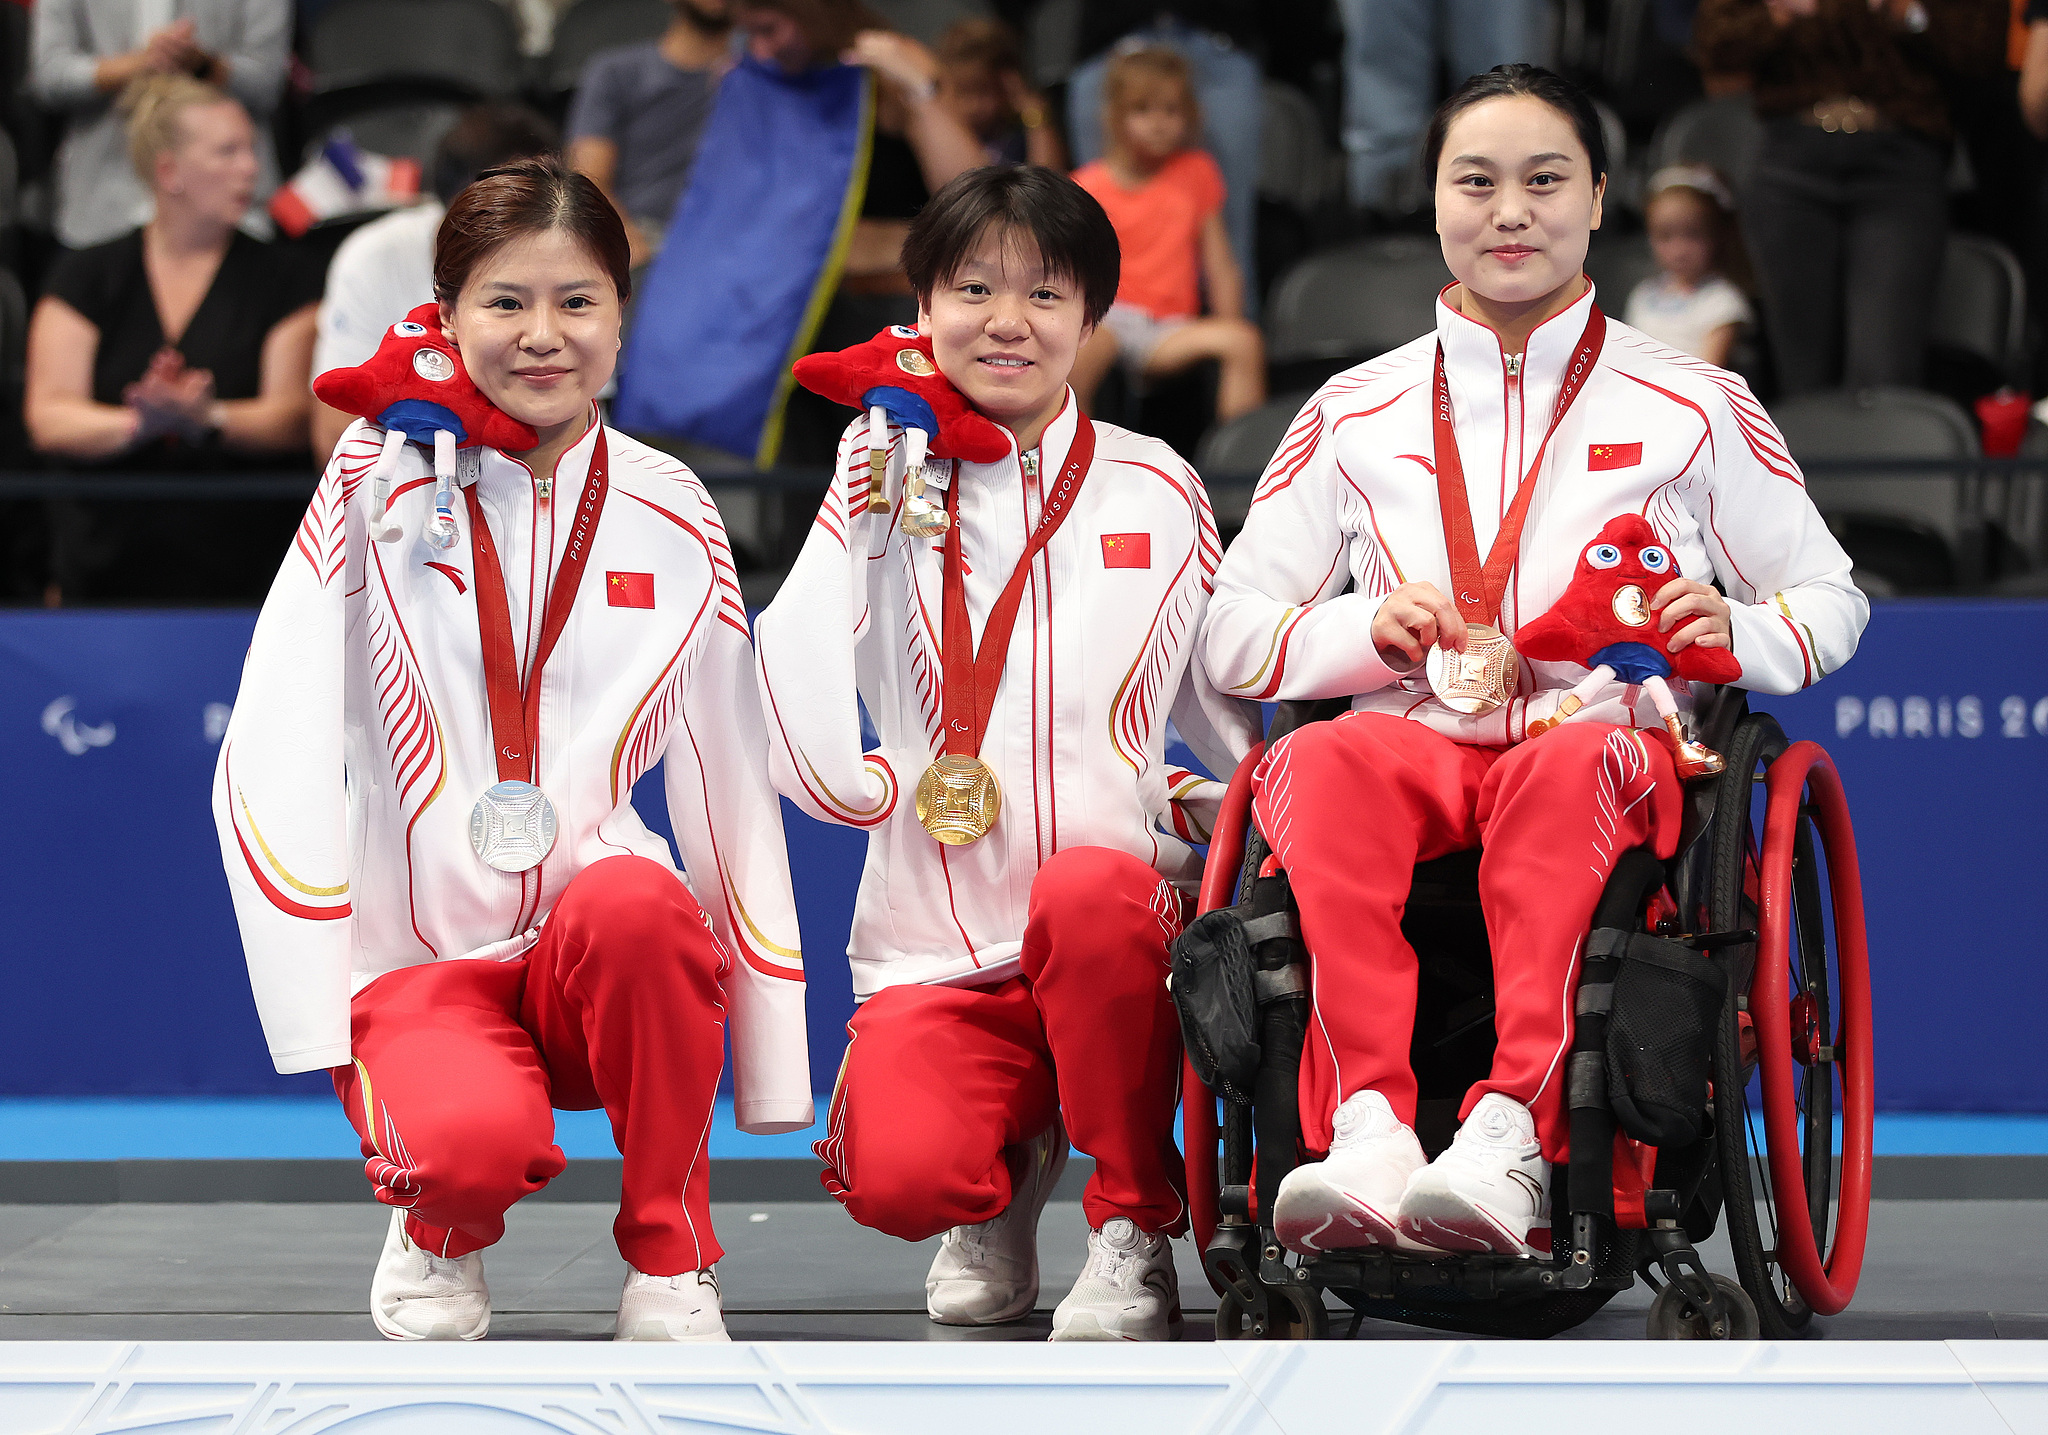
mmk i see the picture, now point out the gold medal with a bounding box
[1425,623,1520,715]
[915,754,1002,844]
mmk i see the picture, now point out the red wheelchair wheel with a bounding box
[1754,740,1873,1316]
[1708,716,1873,1335]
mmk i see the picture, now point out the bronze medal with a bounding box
[1425,623,1521,715]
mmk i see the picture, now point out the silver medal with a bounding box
[469,779,558,872]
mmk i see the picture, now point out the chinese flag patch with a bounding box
[607,571,655,608]
[1101,533,1151,569]
[1588,442,1643,471]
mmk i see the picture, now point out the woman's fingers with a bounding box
[1666,616,1727,653]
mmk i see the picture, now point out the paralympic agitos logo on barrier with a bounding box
[1834,693,2048,739]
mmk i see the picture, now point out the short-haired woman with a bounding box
[755,164,1259,1341]
[212,157,810,1342]
[1203,67,1866,1261]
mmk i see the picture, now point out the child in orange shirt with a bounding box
[1070,48,1266,427]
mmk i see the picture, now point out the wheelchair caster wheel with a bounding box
[1215,1284,1328,1340]
[1646,1274,1759,1340]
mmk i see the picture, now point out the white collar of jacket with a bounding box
[958,387,1080,487]
[1435,278,1603,405]
[466,402,605,503]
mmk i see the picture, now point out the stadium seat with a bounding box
[309,0,525,97]
[1264,236,1444,384]
[304,102,467,172]
[1196,391,1312,481]
[545,0,671,94]
[1931,232,2027,389]
[1585,231,1657,309]
[1647,95,1763,196]
[1023,0,1080,89]
[1260,82,1339,217]
[865,0,992,47]
[1771,386,1981,591]
[0,128,15,233]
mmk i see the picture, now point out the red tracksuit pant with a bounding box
[1254,714,1681,1162]
[331,855,731,1275]
[815,845,1188,1239]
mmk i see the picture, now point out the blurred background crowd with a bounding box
[0,0,2043,607]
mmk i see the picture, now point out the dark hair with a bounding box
[432,102,560,206]
[434,155,633,305]
[901,165,1120,326]
[1422,64,1607,187]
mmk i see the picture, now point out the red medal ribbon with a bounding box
[1431,304,1606,628]
[465,425,610,784]
[938,414,1097,758]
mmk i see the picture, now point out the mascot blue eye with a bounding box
[1588,544,1622,569]
[1639,546,1671,572]
[395,321,428,337]
[889,324,918,338]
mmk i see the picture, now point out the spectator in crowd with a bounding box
[311,102,559,459]
[1695,0,2006,395]
[1334,0,1553,214]
[568,0,732,271]
[26,74,315,464]
[24,74,318,602]
[1625,164,1754,367]
[1063,4,1261,302]
[1071,47,1266,426]
[934,18,1066,170]
[2022,0,2048,136]
[31,0,289,249]
[719,0,982,464]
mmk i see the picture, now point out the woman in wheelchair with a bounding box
[1198,66,1867,1261]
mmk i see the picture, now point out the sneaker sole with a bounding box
[1272,1168,1416,1255]
[925,1288,1036,1326]
[372,1307,490,1341]
[1398,1190,1542,1258]
[1049,1307,1183,1342]
[614,1322,731,1342]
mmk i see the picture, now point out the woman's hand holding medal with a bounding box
[1372,581,1469,671]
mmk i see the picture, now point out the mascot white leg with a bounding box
[1527,664,1615,736]
[424,428,460,550]
[866,404,892,515]
[1643,675,1726,779]
[900,426,948,538]
[365,426,409,544]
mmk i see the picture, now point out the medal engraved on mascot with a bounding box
[1425,308,1607,715]
[1514,514,1741,780]
[312,302,537,547]
[791,325,1010,537]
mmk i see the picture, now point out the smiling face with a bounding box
[156,100,260,228]
[919,224,1092,440]
[1434,94,1604,310]
[439,227,622,436]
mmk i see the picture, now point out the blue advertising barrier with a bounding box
[1,601,2043,1110]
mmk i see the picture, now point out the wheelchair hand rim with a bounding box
[1755,741,1873,1316]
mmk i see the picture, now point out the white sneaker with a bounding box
[370,1208,490,1341]
[615,1266,729,1341]
[926,1119,1069,1325]
[1398,1092,1551,1257]
[1050,1216,1182,1341]
[1271,1090,1432,1254]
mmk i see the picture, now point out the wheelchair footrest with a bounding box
[1302,1247,1628,1302]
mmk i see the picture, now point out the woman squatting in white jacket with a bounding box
[213,159,810,1343]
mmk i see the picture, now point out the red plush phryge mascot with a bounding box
[791,324,1010,537]
[1515,514,1742,779]
[312,302,536,548]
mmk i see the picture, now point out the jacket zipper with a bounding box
[519,467,554,933]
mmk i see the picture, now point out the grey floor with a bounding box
[1,1200,2042,1342]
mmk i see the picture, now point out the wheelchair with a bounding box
[1175,689,1873,1341]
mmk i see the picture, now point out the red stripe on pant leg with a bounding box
[1020,845,1189,1234]
[340,961,564,1258]
[824,980,1057,1242]
[1251,716,1491,1153]
[1471,723,1682,1160]
[521,855,731,1276]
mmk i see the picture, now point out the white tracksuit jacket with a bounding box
[1203,285,1868,734]
[212,417,813,1133]
[755,394,1262,998]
